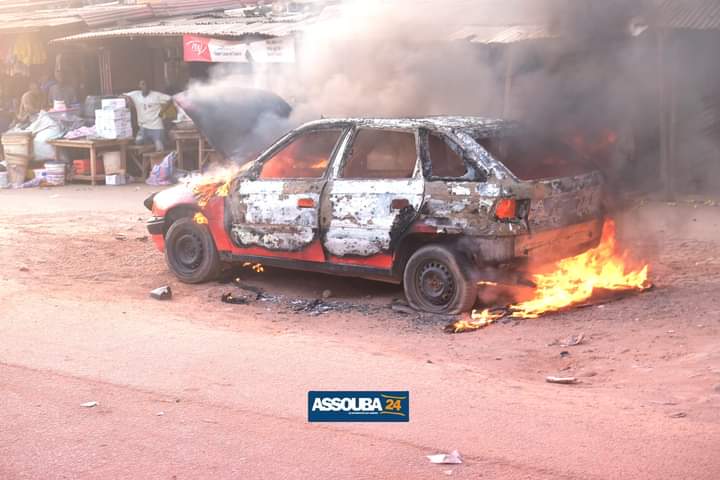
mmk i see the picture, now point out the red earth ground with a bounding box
[1,184,719,479]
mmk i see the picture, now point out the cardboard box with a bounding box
[105,174,127,185]
[101,98,127,110]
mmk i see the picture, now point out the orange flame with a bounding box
[453,219,650,332]
[193,212,209,225]
[189,166,237,208]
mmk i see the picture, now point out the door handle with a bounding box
[297,198,315,209]
[391,198,410,210]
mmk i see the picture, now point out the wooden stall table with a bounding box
[170,128,215,171]
[49,138,131,186]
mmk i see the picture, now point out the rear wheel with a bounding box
[403,244,477,314]
[165,217,221,283]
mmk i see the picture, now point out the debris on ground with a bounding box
[19,266,29,272]
[427,450,463,464]
[135,235,148,242]
[550,333,586,347]
[150,285,172,300]
[546,376,579,385]
[391,299,417,315]
[114,233,127,241]
[80,401,98,408]
[232,279,266,300]
[669,412,688,418]
[560,351,570,358]
[221,292,249,305]
[290,298,336,315]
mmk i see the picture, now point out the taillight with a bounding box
[494,198,517,220]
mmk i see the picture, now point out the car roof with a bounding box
[301,116,518,136]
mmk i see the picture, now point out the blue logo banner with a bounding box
[308,391,409,422]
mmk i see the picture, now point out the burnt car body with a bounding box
[146,116,604,314]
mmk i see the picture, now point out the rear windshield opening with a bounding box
[477,135,593,181]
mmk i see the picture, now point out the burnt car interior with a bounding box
[342,129,417,179]
[478,135,593,180]
[427,132,468,178]
[259,129,344,179]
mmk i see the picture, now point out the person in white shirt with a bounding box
[124,80,171,151]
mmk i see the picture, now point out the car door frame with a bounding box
[227,123,351,256]
[320,124,426,271]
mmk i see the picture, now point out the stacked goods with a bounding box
[95,107,132,139]
[2,132,32,186]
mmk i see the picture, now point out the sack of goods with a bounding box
[95,107,132,139]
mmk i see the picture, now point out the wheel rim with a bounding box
[416,260,456,307]
[174,230,204,271]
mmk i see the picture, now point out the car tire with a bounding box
[164,217,221,284]
[403,244,478,314]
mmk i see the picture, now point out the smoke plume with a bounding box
[185,0,719,194]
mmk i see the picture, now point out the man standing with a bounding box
[124,80,171,152]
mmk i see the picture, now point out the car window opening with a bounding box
[259,129,343,179]
[428,133,467,178]
[342,129,417,179]
[477,135,593,181]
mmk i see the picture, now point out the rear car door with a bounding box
[230,127,346,252]
[323,127,424,265]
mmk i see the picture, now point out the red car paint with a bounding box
[150,184,391,269]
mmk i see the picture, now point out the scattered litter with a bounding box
[150,285,172,300]
[427,450,463,464]
[19,266,29,272]
[560,351,570,358]
[156,411,165,416]
[443,470,454,475]
[80,401,98,408]
[321,289,332,299]
[221,292,248,305]
[669,412,687,418]
[135,235,148,242]
[546,376,578,385]
[114,233,127,241]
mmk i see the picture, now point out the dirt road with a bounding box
[1,185,719,479]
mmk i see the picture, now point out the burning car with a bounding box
[146,115,606,314]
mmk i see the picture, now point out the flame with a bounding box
[193,212,208,225]
[452,219,650,333]
[243,261,265,273]
[189,166,237,208]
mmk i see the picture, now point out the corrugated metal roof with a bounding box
[452,24,557,44]
[50,12,328,43]
[657,0,720,30]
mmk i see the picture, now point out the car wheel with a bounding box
[164,217,221,284]
[403,244,477,314]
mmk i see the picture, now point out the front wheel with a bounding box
[164,217,221,283]
[403,244,477,314]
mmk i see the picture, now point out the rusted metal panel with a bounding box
[230,179,323,251]
[324,179,425,257]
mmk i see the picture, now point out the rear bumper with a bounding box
[459,218,603,266]
[514,218,603,263]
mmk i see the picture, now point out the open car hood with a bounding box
[174,88,292,161]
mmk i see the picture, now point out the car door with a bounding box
[322,127,425,265]
[229,127,346,252]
